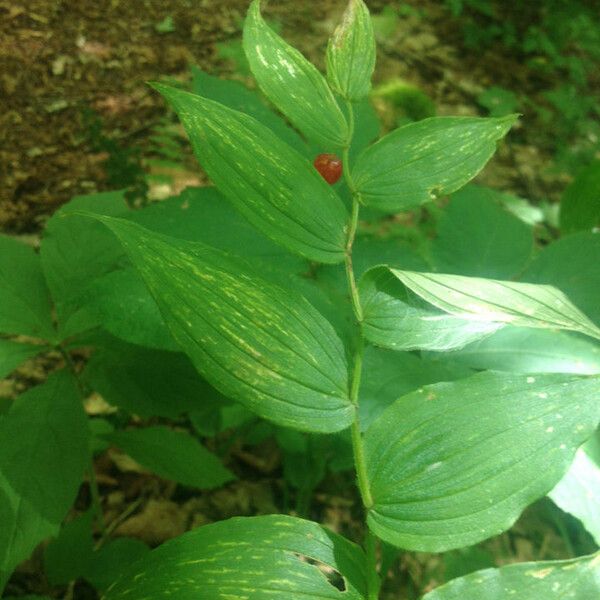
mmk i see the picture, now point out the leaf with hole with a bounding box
[352,115,517,212]
[365,371,600,551]
[103,515,367,600]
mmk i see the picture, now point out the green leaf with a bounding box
[365,371,600,551]
[85,538,149,591]
[441,328,600,375]
[105,426,234,489]
[0,371,89,522]
[433,184,533,279]
[0,236,54,340]
[423,553,600,599]
[360,267,502,351]
[383,269,600,341]
[191,66,307,154]
[0,472,58,593]
[40,190,129,338]
[0,340,46,380]
[359,346,473,431]
[44,510,95,585]
[103,515,367,599]
[523,232,600,326]
[84,339,223,419]
[89,216,352,433]
[326,0,376,102]
[549,448,600,545]
[80,268,178,351]
[243,1,349,148]
[152,84,347,264]
[352,115,517,212]
[560,161,600,234]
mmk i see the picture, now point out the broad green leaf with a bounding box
[104,426,234,489]
[560,161,600,234]
[423,553,600,599]
[152,84,348,263]
[386,269,600,341]
[80,268,178,351]
[549,448,600,545]
[359,346,473,431]
[0,371,89,522]
[442,327,600,375]
[326,0,376,102]
[0,236,54,340]
[0,340,47,380]
[84,339,223,419]
[433,185,533,279]
[523,232,600,325]
[89,216,352,433]
[0,472,58,593]
[103,515,367,600]
[360,267,502,351]
[243,1,349,147]
[191,66,307,154]
[365,371,600,551]
[129,187,306,273]
[40,190,129,338]
[352,115,517,212]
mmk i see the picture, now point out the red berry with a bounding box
[313,153,343,185]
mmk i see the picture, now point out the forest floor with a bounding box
[0,1,587,598]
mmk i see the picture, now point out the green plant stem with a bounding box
[343,99,380,598]
[58,345,107,536]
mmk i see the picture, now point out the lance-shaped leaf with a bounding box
[152,84,347,264]
[326,0,376,101]
[364,371,600,551]
[360,267,502,351]
[243,0,349,147]
[442,327,600,375]
[549,448,600,545]
[0,371,89,522]
[386,269,600,341]
[423,553,600,599]
[103,515,367,600]
[352,115,517,212]
[89,216,352,434]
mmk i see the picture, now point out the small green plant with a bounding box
[1,1,600,598]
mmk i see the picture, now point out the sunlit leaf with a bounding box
[352,115,517,212]
[365,371,600,551]
[423,553,600,599]
[89,216,352,433]
[103,515,367,600]
[243,0,349,147]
